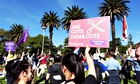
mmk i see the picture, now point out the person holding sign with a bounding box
[61,46,97,84]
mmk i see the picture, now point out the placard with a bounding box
[68,16,110,48]
[5,41,15,51]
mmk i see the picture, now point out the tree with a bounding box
[61,5,88,32]
[127,33,134,46]
[63,37,69,47]
[109,37,128,54]
[40,11,61,52]
[109,37,122,49]
[57,45,63,51]
[0,29,9,53]
[0,29,9,42]
[98,0,130,51]
[9,24,24,44]
[26,34,50,54]
[61,37,72,54]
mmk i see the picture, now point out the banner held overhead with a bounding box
[68,16,110,48]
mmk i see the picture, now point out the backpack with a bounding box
[120,60,134,79]
[95,62,102,83]
[49,64,65,84]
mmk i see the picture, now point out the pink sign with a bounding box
[68,16,110,48]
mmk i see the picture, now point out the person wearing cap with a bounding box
[103,50,122,84]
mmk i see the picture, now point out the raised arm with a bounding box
[5,50,11,64]
[27,52,32,61]
[19,52,25,61]
[85,46,96,78]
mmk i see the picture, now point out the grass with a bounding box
[0,77,7,84]
[0,66,138,84]
[0,73,138,84]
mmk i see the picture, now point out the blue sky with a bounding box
[0,0,140,47]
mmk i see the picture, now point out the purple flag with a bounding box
[17,27,29,47]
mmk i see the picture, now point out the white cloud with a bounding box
[135,31,140,34]
[56,0,74,10]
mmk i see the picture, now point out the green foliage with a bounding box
[56,45,63,51]
[40,11,61,52]
[61,47,72,54]
[98,0,131,51]
[128,33,134,46]
[9,24,24,44]
[0,29,12,54]
[61,5,88,32]
[25,34,50,54]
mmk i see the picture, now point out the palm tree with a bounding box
[40,11,61,52]
[9,24,24,44]
[62,5,88,32]
[98,0,130,51]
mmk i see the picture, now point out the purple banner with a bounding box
[17,27,29,47]
[5,41,15,51]
[90,40,106,46]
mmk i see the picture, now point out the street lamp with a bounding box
[42,26,46,54]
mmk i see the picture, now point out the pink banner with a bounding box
[68,16,110,48]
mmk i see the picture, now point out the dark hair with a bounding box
[108,50,115,57]
[61,53,85,84]
[5,59,30,82]
[54,54,62,62]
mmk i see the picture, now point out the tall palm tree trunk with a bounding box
[111,17,116,51]
[49,26,53,52]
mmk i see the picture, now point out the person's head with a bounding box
[135,46,140,61]
[108,49,115,58]
[5,59,32,84]
[123,54,128,59]
[135,43,140,49]
[54,54,62,63]
[61,53,85,84]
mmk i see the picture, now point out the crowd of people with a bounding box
[0,44,140,84]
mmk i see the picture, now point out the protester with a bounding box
[103,49,122,84]
[93,53,109,84]
[61,46,97,84]
[30,53,39,84]
[119,54,129,84]
[0,50,16,79]
[46,54,65,84]
[37,52,50,77]
[116,46,135,84]
[5,59,33,84]
[47,57,54,67]
[133,46,140,84]
[120,45,140,84]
